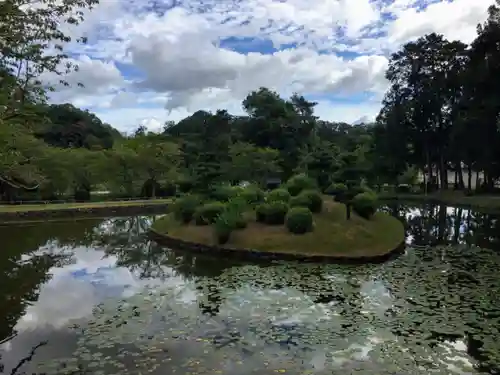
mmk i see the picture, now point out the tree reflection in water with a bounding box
[382,202,500,250]
[0,219,100,374]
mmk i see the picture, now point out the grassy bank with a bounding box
[152,200,405,259]
[380,191,500,211]
[0,198,172,213]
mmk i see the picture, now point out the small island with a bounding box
[151,175,405,262]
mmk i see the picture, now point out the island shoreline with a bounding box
[149,227,406,264]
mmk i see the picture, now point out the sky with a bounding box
[43,0,495,133]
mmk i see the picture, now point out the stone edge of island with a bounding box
[148,225,406,264]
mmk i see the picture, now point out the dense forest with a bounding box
[1,0,500,203]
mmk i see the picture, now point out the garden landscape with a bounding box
[2,0,500,374]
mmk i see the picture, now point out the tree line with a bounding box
[375,1,500,192]
[2,0,500,203]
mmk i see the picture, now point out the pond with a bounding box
[1,202,500,375]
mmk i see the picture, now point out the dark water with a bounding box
[1,204,500,375]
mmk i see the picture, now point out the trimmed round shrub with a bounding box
[325,182,347,197]
[352,192,378,219]
[173,195,202,224]
[239,186,265,205]
[265,201,289,225]
[211,185,240,202]
[194,202,226,225]
[286,207,313,234]
[256,202,289,225]
[300,189,323,213]
[290,190,323,213]
[267,188,291,203]
[285,173,317,196]
[290,193,310,208]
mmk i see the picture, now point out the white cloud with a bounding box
[41,0,495,130]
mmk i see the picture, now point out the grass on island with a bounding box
[0,198,172,213]
[152,200,405,258]
[380,190,500,211]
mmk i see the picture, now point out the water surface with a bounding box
[1,203,500,375]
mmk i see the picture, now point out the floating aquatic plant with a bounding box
[32,243,500,375]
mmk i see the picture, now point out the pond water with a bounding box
[1,203,500,375]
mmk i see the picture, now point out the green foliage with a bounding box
[6,0,500,204]
[226,196,249,214]
[160,182,177,197]
[226,142,282,183]
[238,185,265,205]
[36,104,120,150]
[325,183,348,197]
[177,177,195,193]
[173,195,202,224]
[212,196,248,243]
[285,173,317,196]
[285,207,314,234]
[0,0,99,119]
[255,204,269,223]
[290,189,323,213]
[267,188,291,203]
[352,192,378,219]
[194,202,226,225]
[213,212,236,244]
[210,185,240,202]
[396,184,412,193]
[397,167,419,186]
[74,186,91,202]
[256,201,289,225]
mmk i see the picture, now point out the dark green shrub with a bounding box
[285,173,317,196]
[239,186,265,204]
[173,195,202,224]
[177,177,195,193]
[256,203,269,223]
[352,192,378,219]
[256,202,289,225]
[325,182,347,196]
[194,202,226,225]
[211,185,240,202]
[286,207,313,234]
[74,187,91,202]
[290,190,323,213]
[290,193,310,208]
[265,201,289,225]
[160,182,177,197]
[301,190,323,213]
[334,183,361,203]
[396,184,411,193]
[140,178,161,198]
[213,210,240,244]
[267,188,291,203]
[213,218,232,244]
